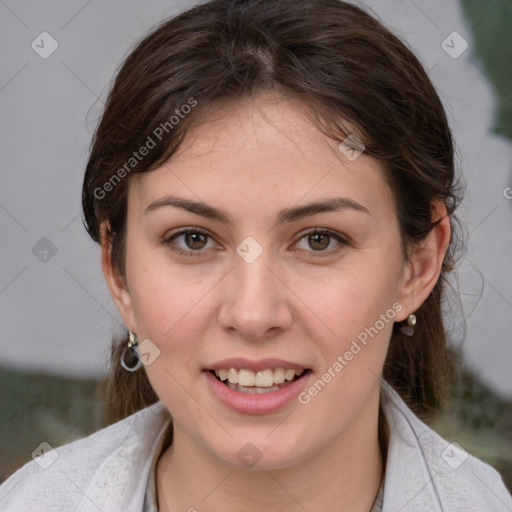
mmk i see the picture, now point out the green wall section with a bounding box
[0,366,105,482]
[460,0,512,140]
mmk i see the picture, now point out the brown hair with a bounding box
[82,0,463,424]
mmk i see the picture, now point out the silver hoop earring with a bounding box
[399,314,417,337]
[120,330,143,372]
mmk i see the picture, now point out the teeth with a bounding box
[255,369,274,387]
[212,367,306,388]
[285,369,295,381]
[227,368,238,384]
[227,382,281,394]
[239,369,256,386]
[273,368,285,384]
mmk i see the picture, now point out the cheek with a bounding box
[129,268,214,420]
[299,264,400,344]
[123,248,215,386]
[130,278,214,372]
[295,280,397,429]
[292,258,403,406]
[125,240,209,336]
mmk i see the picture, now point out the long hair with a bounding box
[82,0,463,424]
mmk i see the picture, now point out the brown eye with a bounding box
[163,228,216,257]
[308,232,330,251]
[294,229,348,254]
[184,231,208,250]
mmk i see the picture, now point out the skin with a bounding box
[101,93,451,511]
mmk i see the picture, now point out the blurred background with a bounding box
[1,0,511,490]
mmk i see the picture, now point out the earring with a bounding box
[120,330,143,372]
[399,314,417,337]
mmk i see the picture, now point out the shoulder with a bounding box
[0,401,170,512]
[381,381,512,511]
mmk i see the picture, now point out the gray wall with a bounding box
[1,0,511,397]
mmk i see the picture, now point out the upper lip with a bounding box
[205,358,309,372]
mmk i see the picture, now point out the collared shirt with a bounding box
[1,381,511,511]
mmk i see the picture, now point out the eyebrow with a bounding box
[145,195,371,225]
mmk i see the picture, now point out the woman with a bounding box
[1,0,510,510]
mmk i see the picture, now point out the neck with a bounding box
[156,393,385,512]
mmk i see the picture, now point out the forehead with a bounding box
[130,94,396,220]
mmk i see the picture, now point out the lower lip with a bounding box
[203,370,311,414]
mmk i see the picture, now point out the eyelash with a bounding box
[161,228,349,258]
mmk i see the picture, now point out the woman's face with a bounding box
[111,94,417,469]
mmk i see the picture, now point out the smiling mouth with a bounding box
[209,368,311,394]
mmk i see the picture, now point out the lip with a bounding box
[205,357,308,372]
[203,369,311,414]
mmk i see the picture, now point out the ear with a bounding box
[395,201,451,322]
[100,222,137,332]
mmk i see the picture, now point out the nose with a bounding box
[218,252,293,341]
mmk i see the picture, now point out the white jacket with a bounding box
[1,381,511,511]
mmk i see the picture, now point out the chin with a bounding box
[206,430,312,471]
